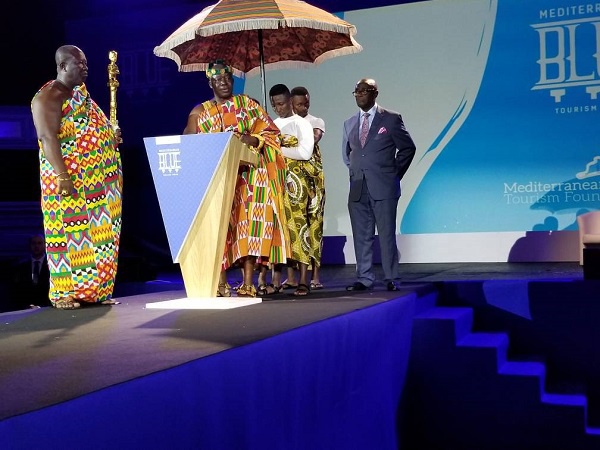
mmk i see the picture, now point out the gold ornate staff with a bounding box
[107,50,122,143]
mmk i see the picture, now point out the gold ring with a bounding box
[61,190,69,196]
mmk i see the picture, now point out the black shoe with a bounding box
[346,281,369,291]
[387,281,401,291]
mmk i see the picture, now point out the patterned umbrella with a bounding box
[153,0,362,105]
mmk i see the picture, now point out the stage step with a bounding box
[414,290,438,314]
[414,305,474,342]
[402,305,600,448]
[435,278,600,429]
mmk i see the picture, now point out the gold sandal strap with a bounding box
[237,283,257,297]
[217,282,232,297]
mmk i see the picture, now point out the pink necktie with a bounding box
[360,112,370,147]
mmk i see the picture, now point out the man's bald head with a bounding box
[55,45,82,66]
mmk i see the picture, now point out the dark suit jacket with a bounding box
[343,105,416,201]
[10,258,51,310]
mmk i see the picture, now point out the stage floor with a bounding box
[0,262,584,422]
[0,265,432,422]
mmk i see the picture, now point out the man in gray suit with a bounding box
[342,78,416,291]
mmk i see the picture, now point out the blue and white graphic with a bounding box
[402,0,600,233]
[143,132,234,261]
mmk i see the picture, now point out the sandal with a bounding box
[257,283,282,296]
[101,299,121,305]
[310,281,324,290]
[293,283,311,297]
[217,282,232,297]
[236,283,257,298]
[53,298,81,310]
[281,281,298,290]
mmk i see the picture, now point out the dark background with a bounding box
[3,0,423,105]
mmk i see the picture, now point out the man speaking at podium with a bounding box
[183,60,290,298]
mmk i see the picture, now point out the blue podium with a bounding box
[143,132,259,308]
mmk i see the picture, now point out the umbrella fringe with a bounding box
[198,20,281,36]
[153,48,183,68]
[196,19,356,37]
[283,18,356,35]
[154,29,199,53]
[153,1,363,77]
[156,37,362,77]
[156,5,217,50]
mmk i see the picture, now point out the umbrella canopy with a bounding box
[154,0,362,104]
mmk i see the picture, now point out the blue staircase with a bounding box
[400,304,600,449]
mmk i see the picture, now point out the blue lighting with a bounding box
[0,121,21,139]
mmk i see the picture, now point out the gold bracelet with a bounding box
[57,177,70,182]
[55,171,69,178]
[251,134,265,151]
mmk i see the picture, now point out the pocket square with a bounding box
[378,127,387,134]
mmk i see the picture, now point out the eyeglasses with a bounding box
[352,88,376,96]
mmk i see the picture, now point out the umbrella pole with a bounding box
[258,30,267,108]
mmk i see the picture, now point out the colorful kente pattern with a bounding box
[196,94,290,269]
[33,82,123,305]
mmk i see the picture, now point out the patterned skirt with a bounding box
[40,148,122,305]
[283,158,324,266]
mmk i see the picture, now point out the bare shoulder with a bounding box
[189,102,208,115]
[33,82,69,109]
[184,102,210,134]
